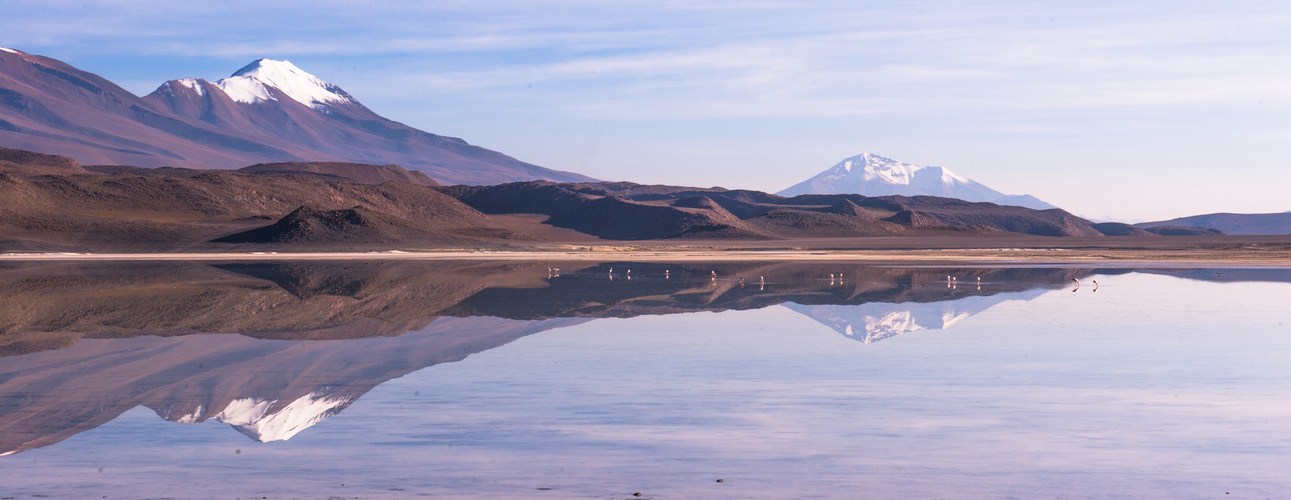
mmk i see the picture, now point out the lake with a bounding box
[1,261,1289,499]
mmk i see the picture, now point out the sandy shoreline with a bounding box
[2,248,1290,267]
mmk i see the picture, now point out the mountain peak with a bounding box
[158,77,207,98]
[217,58,355,110]
[815,152,959,188]
[777,152,1057,210]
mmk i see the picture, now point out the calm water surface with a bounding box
[1,263,1289,499]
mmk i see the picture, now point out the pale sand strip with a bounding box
[1,249,1289,266]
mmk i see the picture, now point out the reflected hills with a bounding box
[1,261,1101,356]
[7,261,1249,457]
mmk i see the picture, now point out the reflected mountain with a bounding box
[4,260,1271,457]
[0,316,586,456]
[784,289,1047,343]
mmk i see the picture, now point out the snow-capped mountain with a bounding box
[0,48,592,184]
[778,153,1057,210]
[215,59,357,110]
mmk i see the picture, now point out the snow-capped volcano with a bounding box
[215,59,358,110]
[778,153,1056,210]
[0,48,592,184]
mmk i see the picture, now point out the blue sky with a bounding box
[4,0,1290,220]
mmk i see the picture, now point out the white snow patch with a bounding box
[215,75,276,104]
[214,397,274,426]
[215,59,353,110]
[175,78,205,97]
[940,310,973,329]
[0,47,19,54]
[855,152,921,185]
[174,404,205,424]
[861,310,925,343]
[214,391,354,442]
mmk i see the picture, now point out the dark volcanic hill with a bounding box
[1141,225,1225,236]
[215,205,432,244]
[0,48,591,184]
[1091,222,1153,236]
[1138,212,1291,235]
[0,146,90,175]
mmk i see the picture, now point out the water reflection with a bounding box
[784,289,1047,343]
[1,261,1103,355]
[0,261,1277,460]
[0,315,585,455]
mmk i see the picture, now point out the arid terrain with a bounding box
[5,147,1289,263]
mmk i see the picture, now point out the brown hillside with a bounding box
[0,155,500,251]
[239,161,440,186]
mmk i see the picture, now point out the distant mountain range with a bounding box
[779,153,1057,211]
[0,47,591,184]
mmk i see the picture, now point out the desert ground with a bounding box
[4,234,1290,266]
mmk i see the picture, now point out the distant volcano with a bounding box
[779,152,1056,211]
